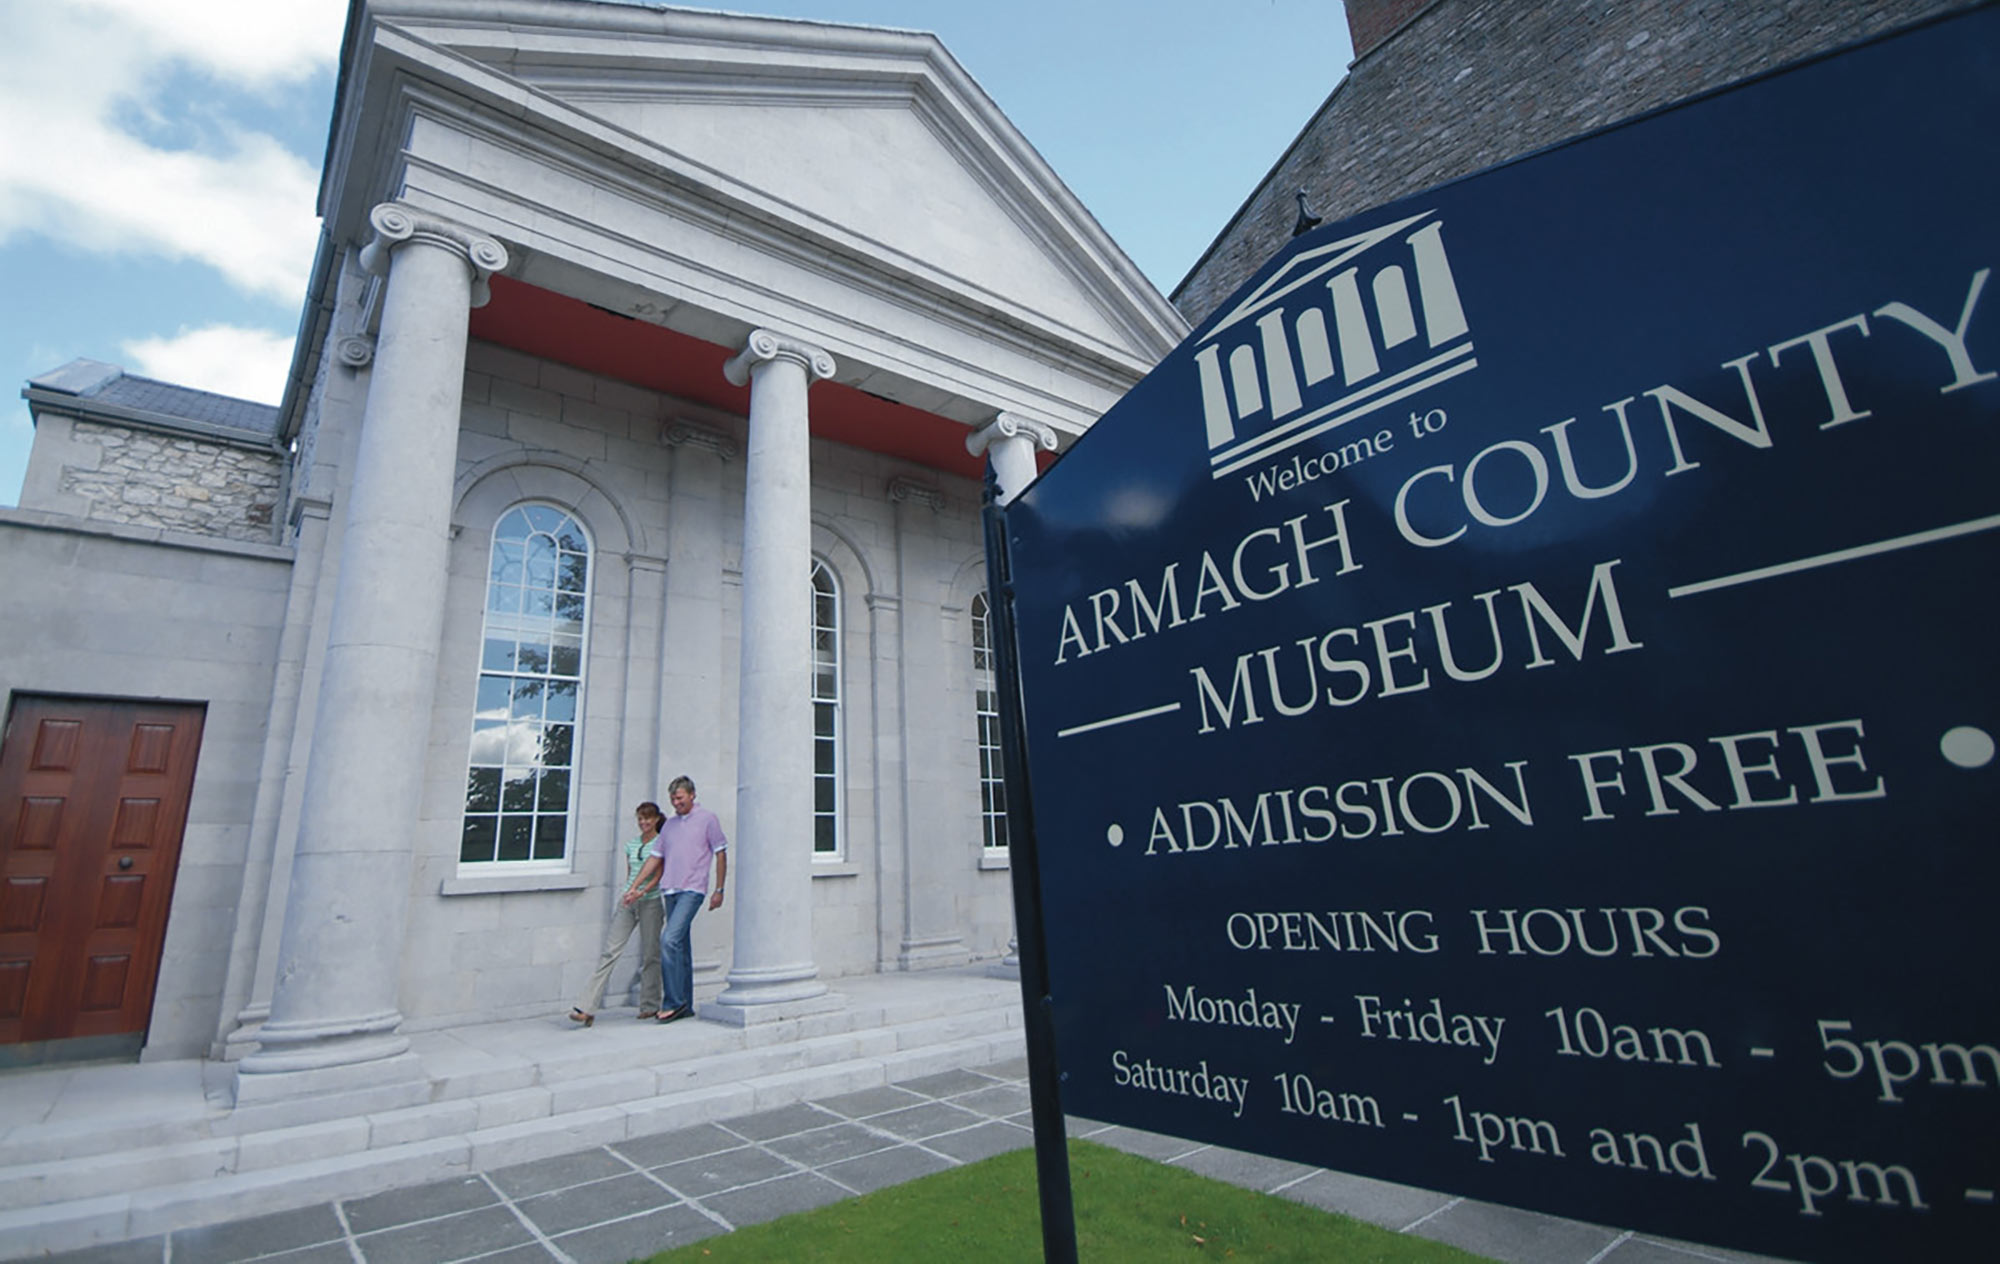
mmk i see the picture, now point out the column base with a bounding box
[711,962,835,1024]
[704,989,847,1027]
[897,935,970,971]
[229,1050,430,1129]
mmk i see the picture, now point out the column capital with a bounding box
[886,476,945,512]
[662,419,740,461]
[723,328,836,387]
[358,202,510,308]
[965,411,1059,458]
[335,335,375,368]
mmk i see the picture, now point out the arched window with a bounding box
[971,592,1007,855]
[461,504,591,868]
[811,559,841,859]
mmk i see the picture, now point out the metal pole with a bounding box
[981,467,1077,1264]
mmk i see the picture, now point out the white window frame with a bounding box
[458,502,592,875]
[971,592,1009,860]
[810,558,843,862]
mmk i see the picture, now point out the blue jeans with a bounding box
[658,890,705,1011]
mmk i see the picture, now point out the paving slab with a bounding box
[702,1170,852,1228]
[168,1204,345,1264]
[511,1172,677,1237]
[549,1204,720,1264]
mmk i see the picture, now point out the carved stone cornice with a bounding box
[662,419,740,461]
[722,328,837,387]
[357,202,510,309]
[965,411,1059,458]
[886,476,945,512]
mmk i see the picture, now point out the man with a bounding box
[623,775,726,1023]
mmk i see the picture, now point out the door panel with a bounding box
[0,696,204,1046]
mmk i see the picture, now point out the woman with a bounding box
[569,802,665,1024]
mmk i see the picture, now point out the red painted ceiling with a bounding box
[469,275,988,480]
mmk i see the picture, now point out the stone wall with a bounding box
[0,513,293,1059]
[54,419,283,545]
[1175,0,1975,324]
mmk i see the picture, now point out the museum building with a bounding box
[0,0,1184,1093]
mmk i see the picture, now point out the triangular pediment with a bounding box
[351,2,1186,375]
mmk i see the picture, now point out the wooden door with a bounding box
[0,695,204,1047]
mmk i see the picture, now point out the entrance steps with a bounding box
[0,970,1025,1260]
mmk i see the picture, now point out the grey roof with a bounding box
[26,358,282,443]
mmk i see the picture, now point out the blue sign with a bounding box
[1002,10,1998,1261]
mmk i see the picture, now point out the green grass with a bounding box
[645,1138,1490,1262]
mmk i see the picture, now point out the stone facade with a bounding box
[1174,0,1977,324]
[2,2,1183,1078]
[50,420,282,544]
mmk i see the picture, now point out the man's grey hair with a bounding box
[668,774,696,798]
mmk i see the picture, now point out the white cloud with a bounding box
[80,0,346,85]
[123,324,295,404]
[0,0,346,300]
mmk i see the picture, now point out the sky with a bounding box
[0,0,1352,506]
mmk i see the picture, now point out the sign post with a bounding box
[996,10,1998,1260]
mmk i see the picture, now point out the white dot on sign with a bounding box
[1106,823,1124,848]
[1941,726,1995,769]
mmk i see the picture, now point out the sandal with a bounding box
[568,1008,594,1028]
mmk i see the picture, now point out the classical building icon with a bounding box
[1194,211,1475,479]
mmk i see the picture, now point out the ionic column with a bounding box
[238,205,505,1085]
[967,413,1058,976]
[713,330,836,1019]
[966,412,1057,505]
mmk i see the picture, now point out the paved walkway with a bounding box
[30,1053,1786,1264]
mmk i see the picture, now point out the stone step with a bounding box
[0,993,1024,1259]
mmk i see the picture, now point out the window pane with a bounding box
[533,814,567,859]
[495,509,531,542]
[481,636,515,673]
[498,815,533,861]
[461,816,497,863]
[558,550,588,587]
[465,767,500,813]
[814,702,835,737]
[542,724,573,766]
[475,676,512,721]
[814,736,834,775]
[550,639,581,677]
[468,723,507,766]
[815,776,835,814]
[487,583,521,615]
[502,768,536,812]
[813,815,835,854]
[545,680,577,723]
[523,504,563,534]
[511,678,544,719]
[537,768,570,812]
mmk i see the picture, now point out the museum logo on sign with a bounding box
[1196,211,1477,481]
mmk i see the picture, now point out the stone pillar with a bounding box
[966,412,1057,505]
[661,420,737,994]
[889,477,969,969]
[967,413,1058,977]
[712,330,838,1021]
[237,205,505,1094]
